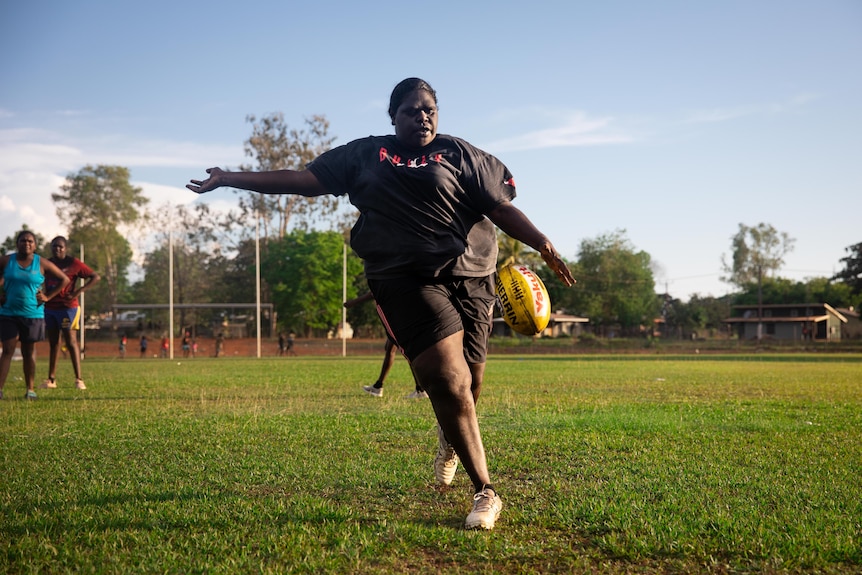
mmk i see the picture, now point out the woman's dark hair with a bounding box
[388,77,437,120]
[16,230,36,242]
[51,236,67,246]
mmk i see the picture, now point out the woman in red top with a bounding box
[41,236,100,390]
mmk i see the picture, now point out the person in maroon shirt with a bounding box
[41,236,100,390]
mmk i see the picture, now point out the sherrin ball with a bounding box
[495,263,551,336]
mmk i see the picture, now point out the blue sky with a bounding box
[2,0,860,300]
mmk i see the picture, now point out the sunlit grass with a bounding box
[2,355,860,573]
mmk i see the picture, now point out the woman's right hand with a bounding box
[187,167,226,195]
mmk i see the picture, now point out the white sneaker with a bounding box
[434,423,458,485]
[75,379,87,390]
[362,385,382,397]
[40,378,57,389]
[405,390,428,399]
[465,487,503,530]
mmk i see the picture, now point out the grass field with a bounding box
[2,354,860,574]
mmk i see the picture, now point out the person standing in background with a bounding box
[214,332,224,357]
[181,331,191,358]
[344,291,426,399]
[41,236,100,390]
[0,231,70,400]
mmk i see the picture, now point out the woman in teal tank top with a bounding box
[0,230,70,400]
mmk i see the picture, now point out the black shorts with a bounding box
[368,275,496,364]
[0,316,46,344]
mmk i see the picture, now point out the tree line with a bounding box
[5,115,861,339]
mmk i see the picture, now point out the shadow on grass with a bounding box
[2,489,229,537]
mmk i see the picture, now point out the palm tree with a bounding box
[496,229,542,268]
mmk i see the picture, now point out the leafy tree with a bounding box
[132,241,214,332]
[262,230,363,335]
[133,203,241,332]
[721,222,795,288]
[664,294,733,338]
[129,242,172,330]
[688,294,733,333]
[658,294,685,338]
[533,259,577,317]
[52,165,148,313]
[733,276,856,308]
[496,228,542,268]
[833,242,862,295]
[569,230,659,334]
[342,272,387,338]
[131,244,170,304]
[239,114,343,238]
[70,227,134,314]
[213,237,260,305]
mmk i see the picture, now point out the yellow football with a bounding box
[495,263,551,336]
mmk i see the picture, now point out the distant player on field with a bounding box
[344,291,427,399]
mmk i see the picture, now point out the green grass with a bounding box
[2,355,861,574]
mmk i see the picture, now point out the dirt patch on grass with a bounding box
[30,336,389,360]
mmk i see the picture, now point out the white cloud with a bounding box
[79,137,241,168]
[685,106,755,124]
[0,169,67,241]
[136,181,201,208]
[483,110,633,153]
[685,93,818,124]
[769,93,819,114]
[0,125,243,242]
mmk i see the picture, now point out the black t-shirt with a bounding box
[307,134,516,279]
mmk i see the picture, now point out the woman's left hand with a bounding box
[539,244,576,287]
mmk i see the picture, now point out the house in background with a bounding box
[836,307,861,339]
[723,303,849,341]
[492,312,589,338]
